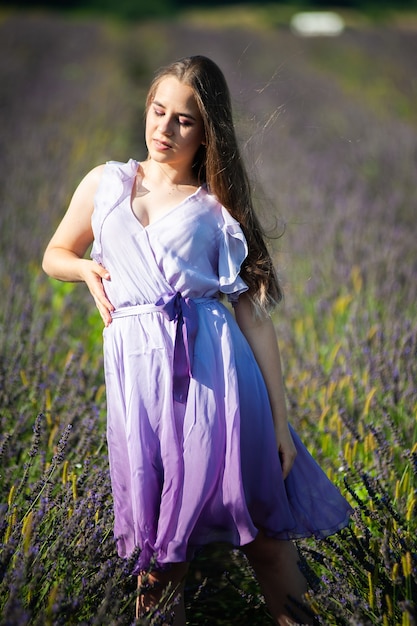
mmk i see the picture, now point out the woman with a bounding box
[43,55,352,625]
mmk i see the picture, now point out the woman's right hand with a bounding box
[79,259,115,327]
[42,164,116,325]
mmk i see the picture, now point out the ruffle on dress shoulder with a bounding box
[218,205,248,302]
[91,159,138,263]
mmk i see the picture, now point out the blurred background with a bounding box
[3,0,417,20]
[1,2,416,625]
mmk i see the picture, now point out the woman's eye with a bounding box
[152,108,192,127]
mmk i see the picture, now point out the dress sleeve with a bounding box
[218,205,249,303]
[91,159,138,263]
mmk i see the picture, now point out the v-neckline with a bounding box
[129,163,202,230]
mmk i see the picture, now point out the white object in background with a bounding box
[290,12,345,37]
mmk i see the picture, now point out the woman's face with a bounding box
[145,76,205,176]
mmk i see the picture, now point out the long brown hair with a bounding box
[146,55,282,313]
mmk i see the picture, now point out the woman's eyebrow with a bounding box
[153,100,197,121]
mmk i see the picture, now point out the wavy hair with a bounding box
[146,55,282,313]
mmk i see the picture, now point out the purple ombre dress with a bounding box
[91,159,352,572]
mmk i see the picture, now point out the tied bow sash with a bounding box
[156,293,198,403]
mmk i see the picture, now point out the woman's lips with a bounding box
[153,138,171,150]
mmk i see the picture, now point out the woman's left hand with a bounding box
[275,422,297,479]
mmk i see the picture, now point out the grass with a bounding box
[1,7,417,625]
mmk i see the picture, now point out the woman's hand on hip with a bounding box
[80,259,115,327]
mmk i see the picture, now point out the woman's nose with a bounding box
[158,116,173,135]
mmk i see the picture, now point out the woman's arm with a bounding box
[234,293,296,478]
[42,164,115,326]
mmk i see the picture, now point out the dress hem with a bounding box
[127,508,353,574]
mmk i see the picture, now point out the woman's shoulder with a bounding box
[92,159,139,218]
[198,186,225,213]
[104,158,139,180]
[68,164,106,208]
[81,163,106,188]
[196,187,226,224]
[200,188,241,229]
[92,159,138,200]
[83,158,138,187]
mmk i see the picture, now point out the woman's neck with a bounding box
[142,158,198,189]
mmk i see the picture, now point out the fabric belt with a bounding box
[111,294,216,404]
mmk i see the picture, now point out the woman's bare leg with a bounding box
[242,532,314,625]
[136,562,189,625]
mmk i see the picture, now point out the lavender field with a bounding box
[1,7,416,625]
